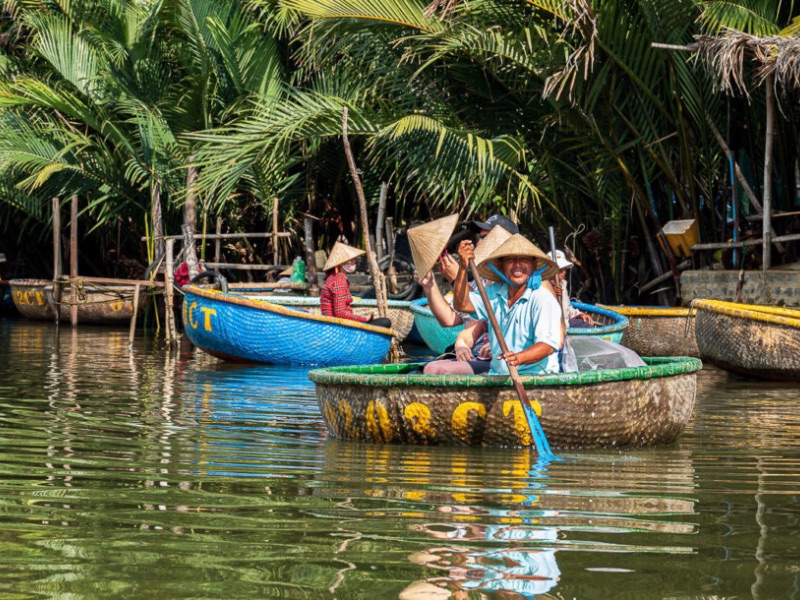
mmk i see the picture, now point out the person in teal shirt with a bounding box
[453,233,563,375]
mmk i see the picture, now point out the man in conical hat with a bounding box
[320,241,392,328]
[453,234,562,375]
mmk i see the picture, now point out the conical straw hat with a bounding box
[480,234,559,282]
[474,225,513,271]
[323,242,366,271]
[407,214,459,278]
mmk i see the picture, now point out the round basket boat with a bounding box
[693,299,800,380]
[599,305,700,358]
[409,297,462,355]
[309,357,701,449]
[9,278,145,323]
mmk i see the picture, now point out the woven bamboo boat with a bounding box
[309,356,701,449]
[599,305,700,358]
[694,299,800,380]
[9,278,145,323]
[182,285,397,366]
[410,298,628,354]
[242,295,415,342]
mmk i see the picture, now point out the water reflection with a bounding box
[2,319,800,599]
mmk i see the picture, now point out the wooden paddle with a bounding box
[468,258,553,456]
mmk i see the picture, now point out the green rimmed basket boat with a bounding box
[309,357,702,449]
[599,305,701,358]
[694,299,800,380]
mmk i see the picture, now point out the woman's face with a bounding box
[501,255,535,286]
[341,258,357,274]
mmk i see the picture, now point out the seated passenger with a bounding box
[453,234,562,375]
[320,242,392,328]
[553,250,594,328]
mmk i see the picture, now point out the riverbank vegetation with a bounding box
[1,0,799,304]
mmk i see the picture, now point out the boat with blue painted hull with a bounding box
[182,285,397,367]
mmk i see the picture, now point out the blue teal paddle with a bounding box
[468,258,553,456]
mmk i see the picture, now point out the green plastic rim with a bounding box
[308,356,702,388]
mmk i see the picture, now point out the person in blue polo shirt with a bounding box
[452,233,563,375]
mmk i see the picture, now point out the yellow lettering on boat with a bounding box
[199,307,216,331]
[503,400,534,446]
[186,302,199,329]
[451,402,486,443]
[34,291,44,305]
[322,399,339,436]
[404,490,426,501]
[404,402,437,441]
[338,400,357,438]
[366,401,393,442]
[109,300,123,311]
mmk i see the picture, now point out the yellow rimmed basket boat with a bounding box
[308,357,702,449]
[693,299,800,380]
[599,305,700,358]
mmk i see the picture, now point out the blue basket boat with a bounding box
[566,302,628,344]
[410,298,629,354]
[182,285,397,366]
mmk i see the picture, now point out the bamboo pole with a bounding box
[129,283,140,347]
[763,73,775,276]
[215,217,222,263]
[342,107,387,320]
[272,198,279,265]
[304,216,318,294]
[376,182,388,261]
[164,238,178,346]
[70,195,78,327]
[52,197,61,325]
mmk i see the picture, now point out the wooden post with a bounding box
[128,283,140,347]
[70,195,78,327]
[304,216,318,294]
[182,223,198,278]
[376,182,388,261]
[272,198,279,265]
[164,238,178,345]
[152,180,165,265]
[52,197,61,325]
[215,217,222,264]
[763,73,775,277]
[184,164,199,279]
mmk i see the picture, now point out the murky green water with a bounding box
[0,319,798,599]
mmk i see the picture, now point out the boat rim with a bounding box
[693,299,800,328]
[182,284,398,336]
[598,304,696,318]
[308,356,702,387]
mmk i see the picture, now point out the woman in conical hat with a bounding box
[320,241,391,328]
[452,234,562,376]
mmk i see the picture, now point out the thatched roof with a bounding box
[693,29,800,96]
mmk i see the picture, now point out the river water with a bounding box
[0,318,798,599]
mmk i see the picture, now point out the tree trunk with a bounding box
[184,164,199,278]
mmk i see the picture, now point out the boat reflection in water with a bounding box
[314,440,697,598]
[404,511,561,598]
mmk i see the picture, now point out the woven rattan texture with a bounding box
[182,286,394,366]
[695,300,800,380]
[311,357,699,448]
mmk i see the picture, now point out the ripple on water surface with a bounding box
[0,319,799,598]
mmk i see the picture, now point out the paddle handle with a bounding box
[467,259,528,400]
